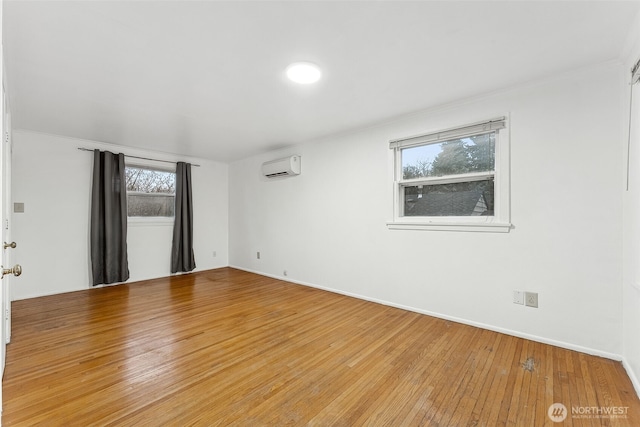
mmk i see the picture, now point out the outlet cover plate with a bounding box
[525,292,538,308]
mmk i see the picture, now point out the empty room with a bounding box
[0,0,639,425]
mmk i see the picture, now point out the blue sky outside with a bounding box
[401,143,443,170]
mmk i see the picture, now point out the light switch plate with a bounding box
[513,291,524,305]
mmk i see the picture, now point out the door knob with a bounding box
[2,264,21,278]
[3,242,16,249]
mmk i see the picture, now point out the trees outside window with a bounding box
[125,167,176,217]
[400,133,496,217]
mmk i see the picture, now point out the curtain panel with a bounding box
[171,162,196,273]
[90,150,130,285]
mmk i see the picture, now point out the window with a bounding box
[388,117,510,232]
[125,166,176,218]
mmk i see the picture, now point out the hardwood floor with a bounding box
[2,268,639,426]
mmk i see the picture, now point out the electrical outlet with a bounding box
[513,291,524,305]
[257,251,260,260]
[212,251,217,258]
[283,270,288,277]
[525,292,538,308]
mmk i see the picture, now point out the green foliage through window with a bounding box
[402,133,495,180]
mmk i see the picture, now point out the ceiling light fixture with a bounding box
[286,62,322,84]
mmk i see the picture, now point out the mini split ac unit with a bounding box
[261,155,301,178]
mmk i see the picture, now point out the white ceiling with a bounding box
[4,1,639,162]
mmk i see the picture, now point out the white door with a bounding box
[0,2,7,419]
[2,106,13,346]
[0,81,5,424]
[0,2,4,418]
[0,72,17,423]
[0,89,8,375]
[0,0,5,379]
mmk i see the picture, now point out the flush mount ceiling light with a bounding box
[286,62,322,84]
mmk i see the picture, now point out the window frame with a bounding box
[125,162,177,226]
[387,117,511,232]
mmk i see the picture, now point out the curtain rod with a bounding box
[77,147,201,167]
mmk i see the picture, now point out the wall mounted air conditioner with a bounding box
[262,155,301,178]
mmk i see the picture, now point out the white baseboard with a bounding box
[230,265,624,362]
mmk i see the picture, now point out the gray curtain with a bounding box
[90,150,130,285]
[171,162,196,273]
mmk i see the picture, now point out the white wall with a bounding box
[229,62,625,357]
[11,130,229,299]
[622,10,640,395]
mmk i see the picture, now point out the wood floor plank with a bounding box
[2,268,639,426]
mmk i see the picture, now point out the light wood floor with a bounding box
[2,268,639,426]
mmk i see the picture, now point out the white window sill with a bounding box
[128,217,174,227]
[387,221,512,233]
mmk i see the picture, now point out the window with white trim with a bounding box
[125,166,176,218]
[388,117,511,232]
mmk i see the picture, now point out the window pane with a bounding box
[125,167,176,217]
[402,179,494,217]
[401,132,495,179]
[125,167,175,193]
[127,193,175,217]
